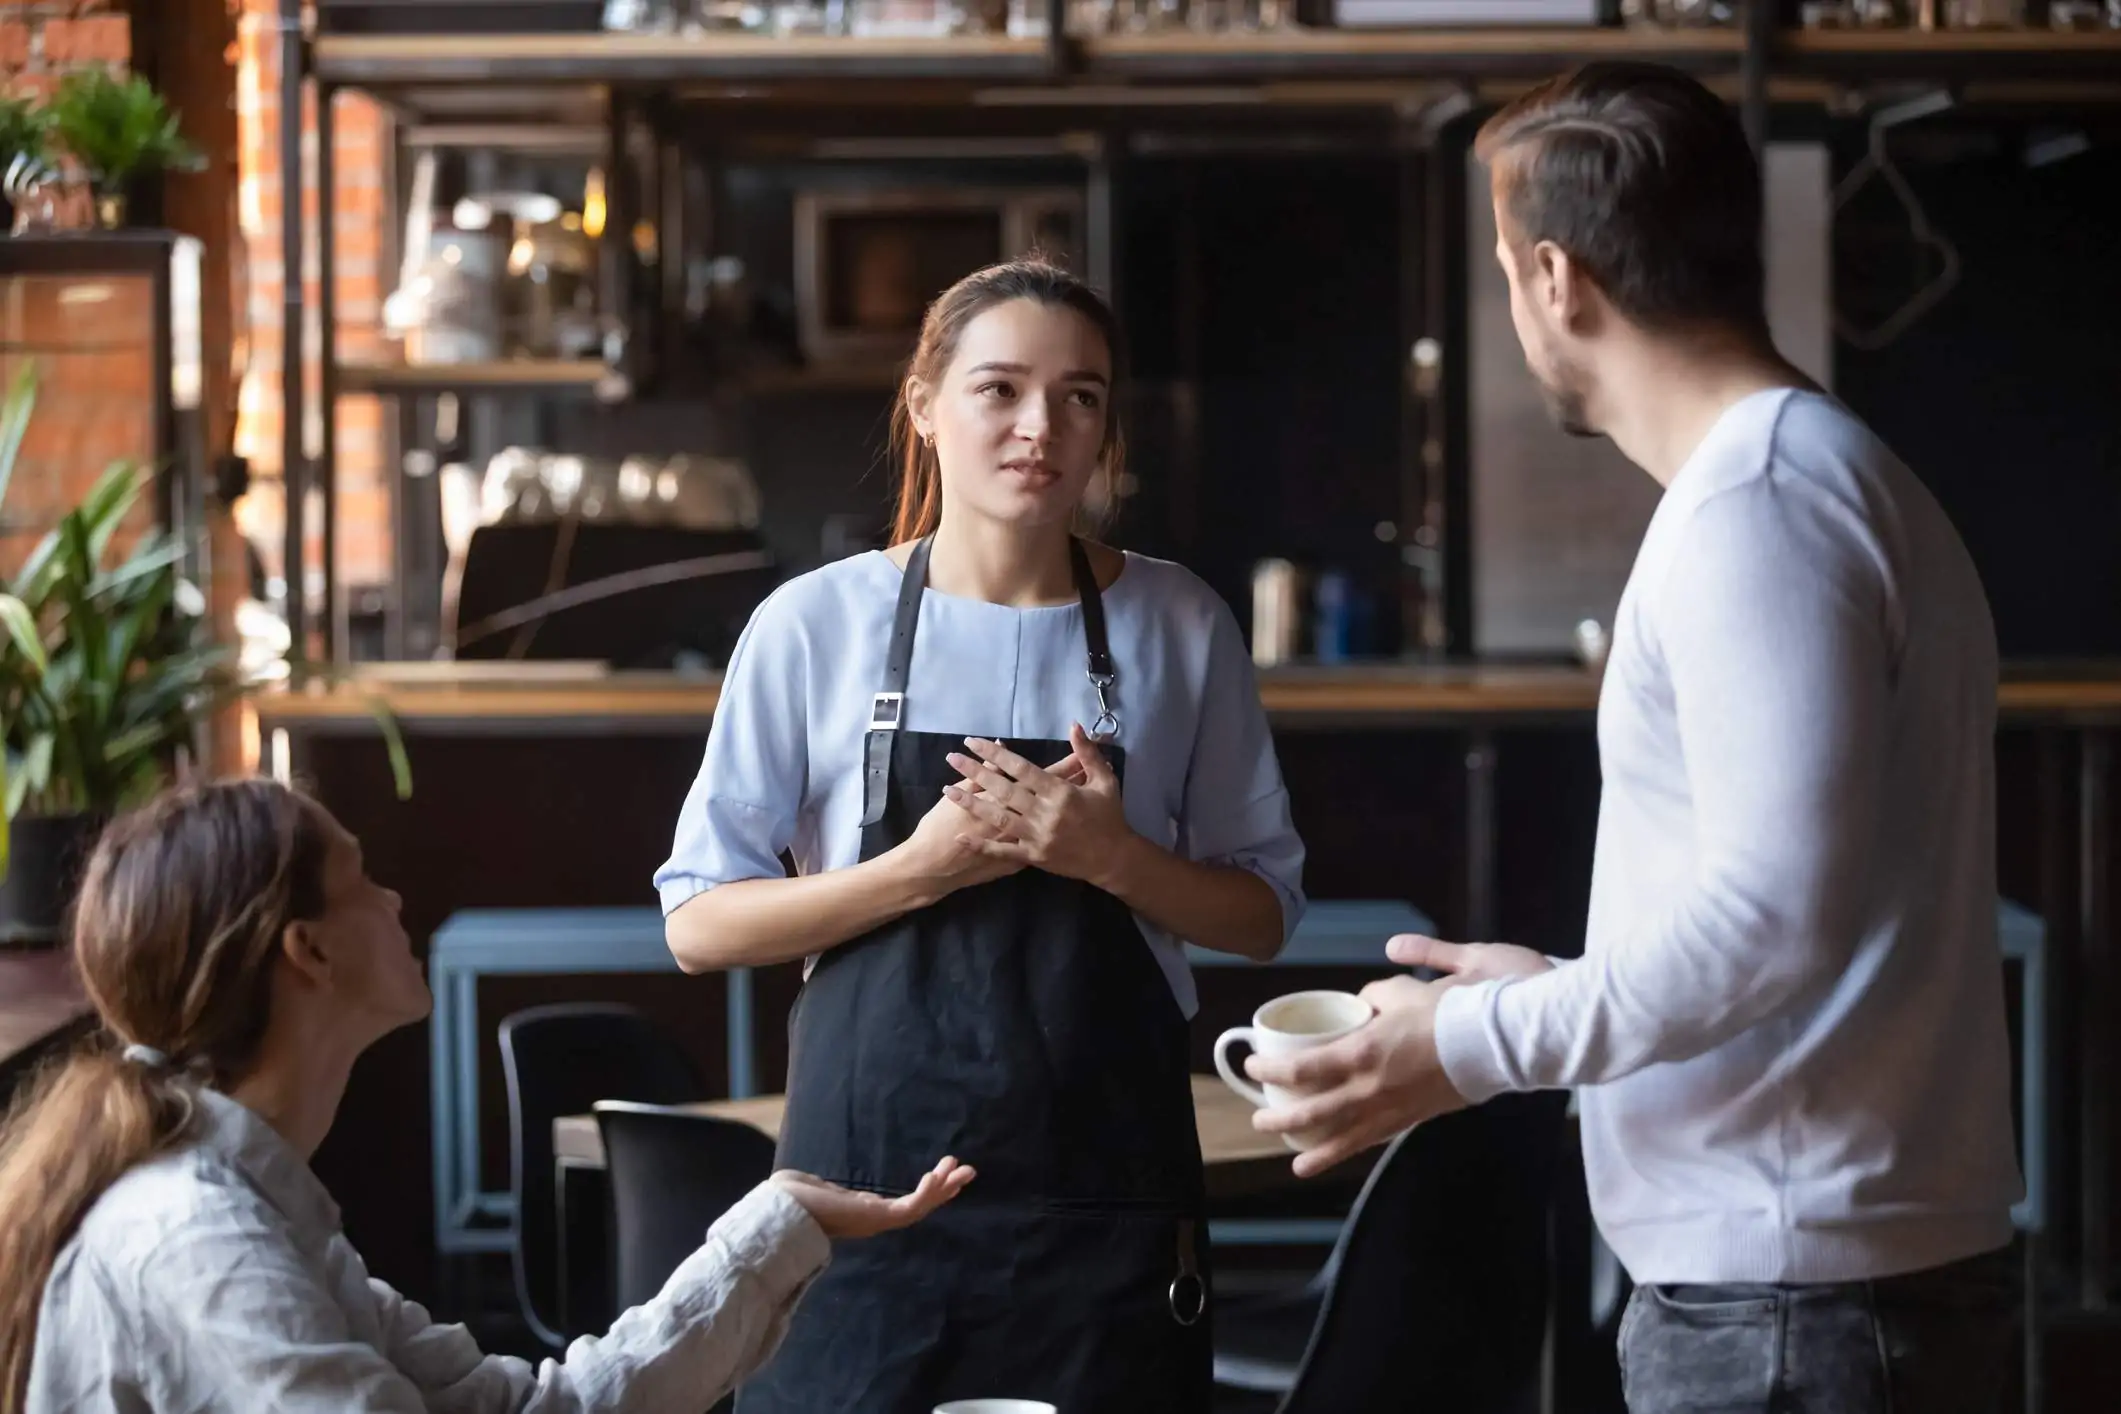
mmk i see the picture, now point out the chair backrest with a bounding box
[498,1003,703,1347]
[1281,1090,1569,1414]
[594,1101,780,1311]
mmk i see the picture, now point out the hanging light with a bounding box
[583,166,607,240]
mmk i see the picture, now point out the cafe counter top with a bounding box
[250,659,2121,735]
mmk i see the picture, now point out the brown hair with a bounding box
[888,257,1128,545]
[1476,61,1768,339]
[0,778,330,1412]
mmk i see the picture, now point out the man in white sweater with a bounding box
[1247,62,2023,1413]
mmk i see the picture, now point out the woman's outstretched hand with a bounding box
[770,1157,976,1240]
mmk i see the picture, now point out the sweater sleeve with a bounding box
[1434,474,1895,1100]
[378,1182,830,1412]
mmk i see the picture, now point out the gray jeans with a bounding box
[1619,1245,2021,1414]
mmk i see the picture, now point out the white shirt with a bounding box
[654,550,1307,1017]
[1435,389,2022,1284]
[29,1085,830,1413]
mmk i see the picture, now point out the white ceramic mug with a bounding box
[1213,990,1375,1151]
[934,1403,1058,1414]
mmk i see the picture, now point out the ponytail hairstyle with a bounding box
[0,778,330,1412]
[888,257,1129,545]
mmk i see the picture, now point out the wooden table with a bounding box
[0,951,93,1096]
[426,900,1422,1257]
[549,1074,1322,1329]
[555,1074,1304,1203]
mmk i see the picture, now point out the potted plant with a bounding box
[0,362,233,945]
[44,69,203,230]
[0,95,52,232]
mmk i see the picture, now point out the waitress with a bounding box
[655,258,1304,1413]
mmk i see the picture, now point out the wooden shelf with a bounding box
[335,358,628,400]
[251,661,2121,734]
[313,26,2121,96]
[1088,25,1741,81]
[1783,25,2121,79]
[313,32,1052,87]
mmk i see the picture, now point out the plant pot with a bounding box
[0,813,106,949]
[92,188,127,230]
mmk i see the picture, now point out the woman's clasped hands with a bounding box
[941,726,1136,888]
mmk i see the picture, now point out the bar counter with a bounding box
[253,659,2121,734]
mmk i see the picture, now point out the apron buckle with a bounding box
[870,692,905,732]
[1088,674,1119,742]
[1169,1274,1206,1327]
[1169,1218,1206,1326]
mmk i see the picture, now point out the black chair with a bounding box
[1213,1091,1569,1414]
[593,1101,780,1309]
[498,1003,704,1349]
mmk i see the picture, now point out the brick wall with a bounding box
[0,274,157,572]
[0,1,141,571]
[0,1,129,105]
[232,0,390,603]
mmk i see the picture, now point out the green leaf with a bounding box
[16,733,52,808]
[47,69,201,186]
[102,568,173,682]
[92,537,183,606]
[80,460,150,562]
[54,516,107,673]
[0,594,46,676]
[11,528,63,612]
[366,696,414,802]
[99,717,178,767]
[0,361,37,517]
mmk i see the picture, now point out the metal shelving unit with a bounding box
[281,5,2121,665]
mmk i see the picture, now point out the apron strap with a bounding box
[861,535,1116,826]
[1069,538,1120,741]
[862,535,935,826]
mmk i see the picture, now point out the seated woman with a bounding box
[0,778,973,1413]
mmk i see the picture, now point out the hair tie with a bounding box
[121,1043,171,1069]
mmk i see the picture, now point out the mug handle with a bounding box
[1213,1028,1268,1107]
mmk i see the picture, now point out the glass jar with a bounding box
[1943,0,2024,25]
[2047,0,2118,26]
[1621,0,1736,25]
[1801,0,1905,23]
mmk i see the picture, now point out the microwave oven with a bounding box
[792,186,1084,371]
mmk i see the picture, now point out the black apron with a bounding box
[738,536,1212,1414]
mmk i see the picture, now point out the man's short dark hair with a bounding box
[1476,62,1767,338]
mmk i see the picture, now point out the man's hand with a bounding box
[1244,975,1469,1179]
[1387,934,1554,986]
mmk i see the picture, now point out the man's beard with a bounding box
[1536,371,1599,441]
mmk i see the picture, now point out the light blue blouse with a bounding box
[654,549,1306,1016]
